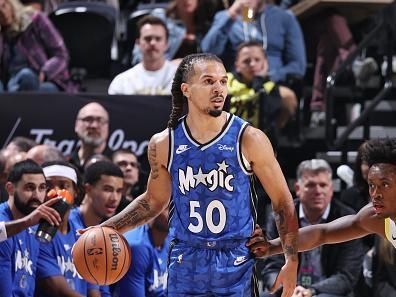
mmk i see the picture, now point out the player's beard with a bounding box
[14,192,41,215]
[208,109,222,117]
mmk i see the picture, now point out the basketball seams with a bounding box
[83,231,99,284]
[101,226,109,285]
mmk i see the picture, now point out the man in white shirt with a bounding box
[108,15,177,95]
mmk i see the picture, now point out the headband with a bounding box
[43,165,77,184]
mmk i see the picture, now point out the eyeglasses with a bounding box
[23,183,48,192]
[78,116,108,126]
[116,161,140,169]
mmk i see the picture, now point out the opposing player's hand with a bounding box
[25,197,63,227]
[246,224,270,258]
[270,260,298,297]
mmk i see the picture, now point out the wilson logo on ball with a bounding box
[109,233,121,271]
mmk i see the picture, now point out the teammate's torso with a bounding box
[37,222,88,297]
[167,113,256,243]
[123,225,169,296]
[0,203,40,297]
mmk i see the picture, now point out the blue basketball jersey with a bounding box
[0,202,40,297]
[167,113,257,243]
[36,220,90,297]
[116,225,170,297]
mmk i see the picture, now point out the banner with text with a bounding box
[0,93,172,159]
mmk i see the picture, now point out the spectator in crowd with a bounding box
[0,160,62,296]
[5,136,36,154]
[0,0,77,92]
[131,0,222,65]
[227,41,297,142]
[26,144,65,165]
[69,161,123,297]
[112,149,141,213]
[260,159,364,297]
[201,0,306,83]
[108,16,177,95]
[338,141,374,297]
[36,161,100,297]
[279,0,377,126]
[339,141,370,213]
[4,151,27,176]
[83,153,111,171]
[114,208,170,297]
[69,102,110,173]
[2,137,36,189]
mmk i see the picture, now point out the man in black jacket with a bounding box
[259,159,364,297]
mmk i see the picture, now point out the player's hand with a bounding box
[24,197,63,227]
[77,224,115,235]
[270,260,298,297]
[77,225,97,235]
[291,286,308,297]
[246,224,270,258]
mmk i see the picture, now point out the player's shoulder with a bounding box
[241,125,273,153]
[148,129,170,164]
[150,129,170,149]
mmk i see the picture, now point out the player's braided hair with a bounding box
[167,53,223,128]
[361,138,396,167]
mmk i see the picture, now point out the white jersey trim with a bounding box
[385,217,396,248]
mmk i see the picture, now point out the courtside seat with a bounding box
[50,2,117,79]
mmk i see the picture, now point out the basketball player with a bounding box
[0,160,49,297]
[247,138,396,293]
[97,53,299,297]
[70,160,123,297]
[36,161,100,297]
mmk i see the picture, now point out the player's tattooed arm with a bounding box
[109,198,152,232]
[148,141,159,179]
[273,206,298,261]
[103,132,170,233]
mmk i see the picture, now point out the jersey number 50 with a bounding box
[188,200,226,234]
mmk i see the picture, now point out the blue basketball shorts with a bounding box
[167,239,259,297]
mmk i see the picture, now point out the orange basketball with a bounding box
[72,226,131,285]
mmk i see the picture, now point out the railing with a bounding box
[324,9,395,149]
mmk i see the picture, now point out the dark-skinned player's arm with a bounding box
[100,130,172,234]
[242,126,298,297]
[247,204,383,258]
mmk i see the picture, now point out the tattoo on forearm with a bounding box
[274,203,298,260]
[112,198,152,230]
[274,209,287,237]
[148,142,159,179]
[284,236,298,260]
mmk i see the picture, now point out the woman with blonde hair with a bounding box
[0,0,76,92]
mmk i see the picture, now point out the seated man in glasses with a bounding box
[69,102,111,173]
[112,149,144,213]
